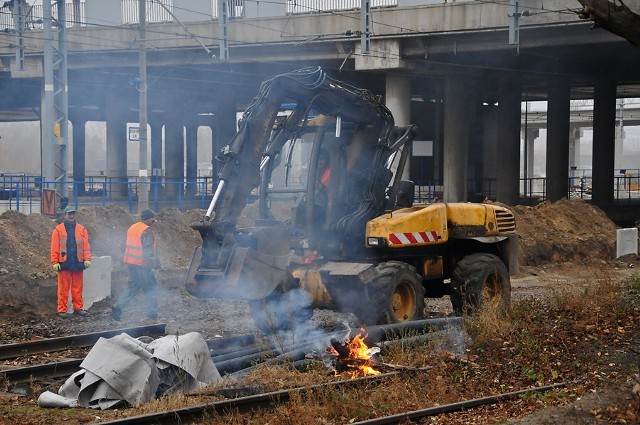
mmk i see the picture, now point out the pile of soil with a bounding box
[510,199,619,267]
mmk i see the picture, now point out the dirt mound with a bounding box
[0,205,204,278]
[509,199,620,267]
[0,199,621,279]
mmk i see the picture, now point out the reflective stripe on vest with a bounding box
[55,224,86,262]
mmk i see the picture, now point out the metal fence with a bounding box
[4,174,640,216]
[0,1,86,30]
[121,0,173,24]
[287,0,397,14]
[1,0,400,30]
[0,175,219,215]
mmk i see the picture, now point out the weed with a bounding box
[626,273,640,296]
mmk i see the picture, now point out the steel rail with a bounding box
[97,372,401,425]
[1,358,83,384]
[0,324,167,360]
[349,382,567,425]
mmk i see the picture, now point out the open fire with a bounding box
[326,331,382,377]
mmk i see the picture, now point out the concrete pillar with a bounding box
[495,77,522,205]
[591,79,616,206]
[105,89,128,197]
[443,75,471,202]
[149,120,163,183]
[164,118,184,200]
[70,114,86,194]
[432,96,444,184]
[481,104,499,195]
[185,123,198,198]
[546,77,571,201]
[385,73,411,180]
[614,99,625,167]
[569,127,582,174]
[523,127,538,183]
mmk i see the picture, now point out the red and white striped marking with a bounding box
[388,231,440,246]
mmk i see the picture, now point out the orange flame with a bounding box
[347,333,380,376]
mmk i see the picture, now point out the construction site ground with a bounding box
[0,199,639,424]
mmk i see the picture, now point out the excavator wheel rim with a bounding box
[391,280,418,322]
[483,273,503,308]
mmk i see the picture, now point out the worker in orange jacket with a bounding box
[112,209,159,321]
[50,205,92,317]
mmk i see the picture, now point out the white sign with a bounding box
[413,140,433,157]
[128,126,139,142]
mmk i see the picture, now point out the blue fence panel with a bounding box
[2,175,640,215]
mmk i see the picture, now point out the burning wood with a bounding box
[325,332,382,377]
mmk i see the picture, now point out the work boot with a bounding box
[74,310,88,316]
[112,307,122,321]
[57,312,69,318]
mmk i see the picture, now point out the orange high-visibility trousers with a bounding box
[57,270,84,313]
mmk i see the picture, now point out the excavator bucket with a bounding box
[185,222,293,301]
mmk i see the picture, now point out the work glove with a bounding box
[52,263,61,272]
[84,260,91,269]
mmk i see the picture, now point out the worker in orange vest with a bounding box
[50,205,92,317]
[112,209,160,321]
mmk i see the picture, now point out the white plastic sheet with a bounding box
[38,331,221,410]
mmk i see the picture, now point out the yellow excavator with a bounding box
[186,67,518,334]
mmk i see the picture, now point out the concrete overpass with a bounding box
[1,0,640,223]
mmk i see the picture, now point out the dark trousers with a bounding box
[114,264,158,316]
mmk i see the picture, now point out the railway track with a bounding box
[0,329,259,385]
[93,377,566,424]
[0,324,167,360]
[97,372,402,425]
[0,317,461,385]
[0,319,569,424]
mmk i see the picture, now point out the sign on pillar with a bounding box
[42,188,56,216]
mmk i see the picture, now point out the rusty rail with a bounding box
[96,372,401,424]
[350,383,567,425]
[0,324,167,360]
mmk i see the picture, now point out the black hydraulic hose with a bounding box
[352,317,463,346]
[216,330,341,375]
[206,334,255,351]
[209,343,258,358]
[213,344,273,364]
[225,340,322,378]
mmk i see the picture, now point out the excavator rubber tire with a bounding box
[354,261,426,326]
[450,253,511,316]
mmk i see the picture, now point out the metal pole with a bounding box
[42,0,55,187]
[138,0,149,211]
[523,99,528,201]
[360,0,370,54]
